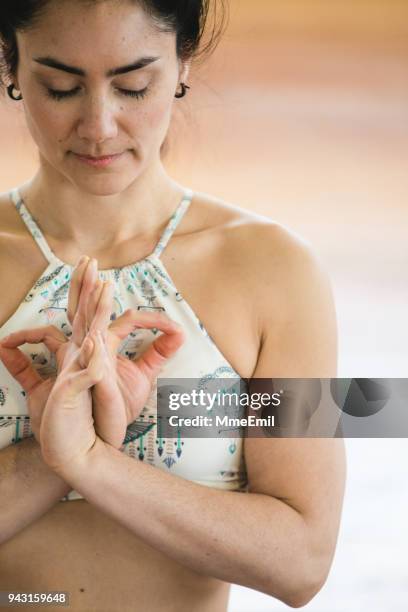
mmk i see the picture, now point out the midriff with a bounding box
[0,498,232,612]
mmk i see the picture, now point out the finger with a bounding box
[138,322,185,378]
[79,335,95,369]
[89,326,121,403]
[66,255,90,324]
[108,309,185,373]
[109,310,183,342]
[0,326,67,353]
[0,344,44,394]
[78,332,94,369]
[71,258,98,345]
[86,279,104,329]
[75,257,98,332]
[89,281,115,335]
[64,331,105,395]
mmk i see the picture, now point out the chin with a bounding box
[60,149,146,196]
[68,161,145,196]
[70,173,138,197]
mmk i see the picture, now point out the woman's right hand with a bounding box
[0,256,123,445]
[0,256,185,448]
[0,256,98,442]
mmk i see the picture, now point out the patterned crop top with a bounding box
[0,187,248,501]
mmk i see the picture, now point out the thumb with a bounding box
[0,344,44,394]
[63,331,105,396]
[78,334,94,369]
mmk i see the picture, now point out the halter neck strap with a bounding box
[153,188,194,258]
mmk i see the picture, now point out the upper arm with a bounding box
[249,222,338,378]
[244,223,346,589]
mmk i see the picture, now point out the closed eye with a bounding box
[46,86,149,101]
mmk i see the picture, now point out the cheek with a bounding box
[24,98,70,148]
[135,93,174,138]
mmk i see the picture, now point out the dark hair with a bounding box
[0,0,228,89]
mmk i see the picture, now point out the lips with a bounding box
[72,151,124,168]
[75,153,122,160]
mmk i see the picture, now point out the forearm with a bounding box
[0,438,72,545]
[62,440,318,607]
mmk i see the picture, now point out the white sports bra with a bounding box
[0,187,248,501]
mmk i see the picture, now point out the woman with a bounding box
[0,1,346,610]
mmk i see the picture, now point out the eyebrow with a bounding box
[32,55,160,77]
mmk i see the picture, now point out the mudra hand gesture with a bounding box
[0,256,185,461]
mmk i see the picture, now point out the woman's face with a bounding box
[15,0,188,195]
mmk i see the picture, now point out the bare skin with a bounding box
[0,1,345,609]
[0,186,345,612]
[0,189,262,612]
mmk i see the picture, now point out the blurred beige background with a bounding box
[1,4,407,610]
[1,0,407,376]
[173,0,408,379]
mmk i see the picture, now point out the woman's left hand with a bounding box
[39,329,106,475]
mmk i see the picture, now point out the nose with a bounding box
[76,92,119,143]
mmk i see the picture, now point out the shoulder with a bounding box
[0,189,24,233]
[192,192,337,375]
[0,190,18,255]
[191,190,329,301]
[191,189,311,253]
[0,190,20,240]
[0,189,41,266]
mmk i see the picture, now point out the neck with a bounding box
[19,157,186,256]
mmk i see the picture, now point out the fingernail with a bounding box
[87,258,96,279]
[76,255,88,267]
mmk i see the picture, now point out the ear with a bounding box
[12,73,21,91]
[178,60,191,84]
